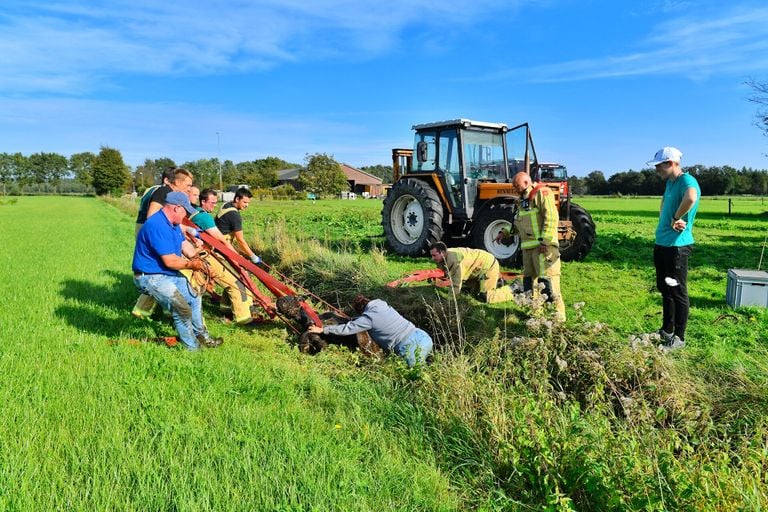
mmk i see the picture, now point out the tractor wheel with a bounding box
[471,203,521,267]
[382,179,444,256]
[558,202,595,262]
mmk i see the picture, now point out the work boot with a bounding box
[197,333,223,348]
[659,335,685,353]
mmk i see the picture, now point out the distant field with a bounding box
[1,195,766,510]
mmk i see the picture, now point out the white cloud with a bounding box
[0,0,516,95]
[508,6,768,82]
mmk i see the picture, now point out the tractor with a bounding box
[381,119,595,265]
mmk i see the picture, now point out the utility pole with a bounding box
[216,131,223,192]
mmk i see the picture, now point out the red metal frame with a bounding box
[184,219,323,327]
[387,268,521,288]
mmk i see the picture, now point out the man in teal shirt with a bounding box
[648,147,700,351]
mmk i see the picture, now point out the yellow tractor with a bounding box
[381,119,595,265]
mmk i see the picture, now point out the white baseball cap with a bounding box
[647,146,682,166]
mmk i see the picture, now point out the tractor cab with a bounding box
[537,163,568,182]
[383,119,594,265]
[386,120,538,264]
[394,119,538,219]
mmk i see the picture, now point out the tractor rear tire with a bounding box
[382,179,444,257]
[559,202,595,262]
[471,203,521,267]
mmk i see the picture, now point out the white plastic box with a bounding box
[726,269,768,308]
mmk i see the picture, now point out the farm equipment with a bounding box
[381,119,595,265]
[386,268,521,288]
[183,220,382,357]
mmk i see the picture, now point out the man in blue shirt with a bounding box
[132,191,222,350]
[647,147,700,351]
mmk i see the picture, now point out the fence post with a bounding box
[728,198,732,215]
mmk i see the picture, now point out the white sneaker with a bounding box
[657,329,674,342]
[659,335,685,352]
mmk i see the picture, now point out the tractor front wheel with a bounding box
[471,203,521,267]
[382,179,444,257]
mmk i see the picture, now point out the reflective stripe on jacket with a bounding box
[443,248,497,293]
[514,184,559,249]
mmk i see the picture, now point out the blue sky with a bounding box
[2,0,768,176]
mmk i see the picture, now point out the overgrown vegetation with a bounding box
[1,196,766,510]
[242,199,768,510]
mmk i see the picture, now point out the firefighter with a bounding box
[510,171,566,321]
[428,242,514,304]
[189,187,258,326]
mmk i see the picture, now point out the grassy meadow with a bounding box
[0,194,766,510]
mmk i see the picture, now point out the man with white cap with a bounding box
[647,147,700,351]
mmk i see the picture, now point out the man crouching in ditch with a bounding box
[308,295,433,367]
[132,191,222,350]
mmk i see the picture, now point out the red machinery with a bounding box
[386,268,521,288]
[183,219,330,333]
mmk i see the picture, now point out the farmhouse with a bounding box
[277,164,384,198]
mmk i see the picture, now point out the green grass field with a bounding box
[0,195,766,510]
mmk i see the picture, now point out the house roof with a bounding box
[277,164,382,185]
[340,164,382,185]
[276,168,301,181]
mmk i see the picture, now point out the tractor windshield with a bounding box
[462,131,505,181]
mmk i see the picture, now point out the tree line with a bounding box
[3,145,766,198]
[0,147,374,197]
[569,165,768,196]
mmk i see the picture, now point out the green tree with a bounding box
[233,156,293,189]
[182,158,220,189]
[221,160,238,188]
[27,152,68,191]
[567,175,586,195]
[360,164,394,184]
[69,152,96,187]
[298,153,349,197]
[134,157,176,191]
[92,146,131,195]
[584,170,607,195]
[0,152,24,195]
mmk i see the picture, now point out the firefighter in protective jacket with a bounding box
[429,243,514,304]
[511,171,566,320]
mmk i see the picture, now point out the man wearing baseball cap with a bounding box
[132,191,223,350]
[647,147,700,352]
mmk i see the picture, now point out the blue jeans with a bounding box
[395,328,433,367]
[134,273,203,350]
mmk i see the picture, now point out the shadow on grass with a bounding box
[55,270,170,339]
